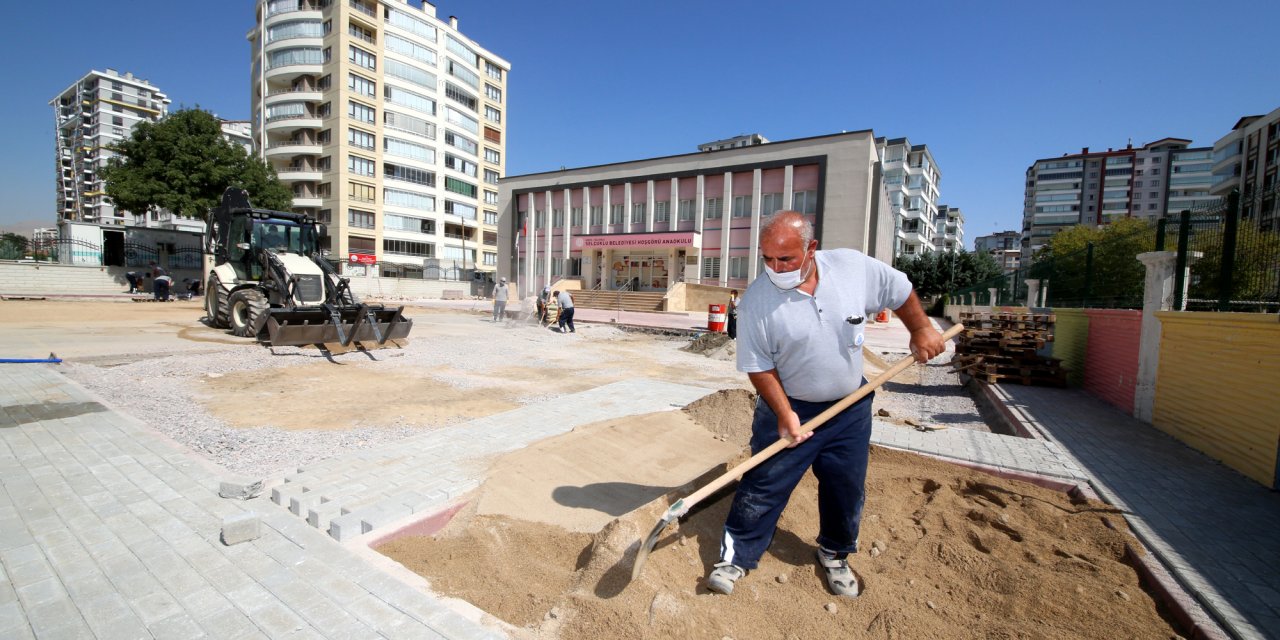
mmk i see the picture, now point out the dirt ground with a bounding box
[379,391,1182,640]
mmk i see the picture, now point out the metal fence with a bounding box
[0,237,202,271]
[950,188,1280,313]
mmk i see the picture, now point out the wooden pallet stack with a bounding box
[951,312,1066,386]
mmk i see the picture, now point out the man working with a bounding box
[492,277,509,322]
[707,211,945,598]
[555,289,575,333]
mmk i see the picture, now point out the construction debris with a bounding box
[951,312,1065,387]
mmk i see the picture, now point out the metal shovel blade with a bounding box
[631,499,685,581]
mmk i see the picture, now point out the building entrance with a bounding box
[610,251,669,292]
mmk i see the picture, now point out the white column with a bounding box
[747,168,763,285]
[720,172,732,288]
[543,191,553,288]
[581,187,592,288]
[524,193,535,296]
[987,287,998,310]
[1040,281,1049,307]
[645,179,655,233]
[783,164,795,211]
[562,187,572,281]
[1135,251,1178,423]
[602,184,612,235]
[695,174,705,235]
[669,177,679,232]
[1025,279,1041,308]
[624,183,633,235]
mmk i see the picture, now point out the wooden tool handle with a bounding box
[676,322,965,513]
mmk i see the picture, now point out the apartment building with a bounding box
[877,137,941,257]
[1021,138,1213,252]
[249,0,510,277]
[499,131,895,297]
[1210,106,1280,230]
[221,119,255,155]
[50,69,170,225]
[974,230,1019,254]
[933,205,963,252]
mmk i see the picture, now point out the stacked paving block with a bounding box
[952,312,1066,387]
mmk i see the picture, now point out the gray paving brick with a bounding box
[147,612,208,639]
[249,598,314,637]
[195,605,264,640]
[24,598,90,639]
[0,600,33,638]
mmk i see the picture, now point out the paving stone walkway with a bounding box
[269,379,719,541]
[0,364,504,639]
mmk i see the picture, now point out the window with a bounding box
[444,200,477,220]
[384,136,434,163]
[1151,180,1160,187]
[348,208,375,229]
[384,214,435,234]
[484,190,499,205]
[317,102,331,117]
[678,199,694,221]
[654,201,670,222]
[702,256,720,279]
[348,100,375,123]
[705,197,723,219]
[348,181,375,203]
[1134,181,1143,188]
[386,59,437,90]
[484,252,497,266]
[348,45,376,70]
[485,106,501,123]
[348,73,375,97]
[609,204,624,224]
[317,75,332,90]
[1150,192,1158,198]
[631,202,646,224]
[571,207,583,226]
[445,176,477,198]
[385,7,437,41]
[384,188,434,211]
[484,210,498,225]
[348,128,375,150]
[485,61,503,80]
[446,59,480,88]
[444,82,477,110]
[444,153,478,176]
[483,169,499,185]
[445,107,479,134]
[444,130,478,155]
[484,148,501,164]
[552,208,564,227]
[384,33,436,65]
[384,111,435,139]
[318,129,331,144]
[384,86,435,115]
[732,195,752,218]
[384,162,434,186]
[535,210,545,227]
[484,127,501,145]
[446,35,478,65]
[729,256,748,279]
[590,205,603,225]
[317,156,331,171]
[1151,168,1161,175]
[485,84,502,102]
[1149,203,1157,210]
[793,190,817,214]
[383,239,433,257]
[266,46,324,69]
[760,192,784,216]
[348,154,375,176]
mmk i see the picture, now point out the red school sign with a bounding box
[571,231,696,249]
[348,253,377,265]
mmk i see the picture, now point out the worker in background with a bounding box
[727,289,740,339]
[555,289,575,333]
[537,285,552,325]
[492,277,509,323]
[706,211,944,598]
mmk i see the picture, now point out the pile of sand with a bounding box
[378,391,1181,640]
[681,388,756,446]
[681,333,735,361]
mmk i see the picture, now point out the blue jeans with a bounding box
[719,389,874,569]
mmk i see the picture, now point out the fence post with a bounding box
[1155,218,1167,251]
[1134,250,1179,423]
[1025,279,1041,308]
[1218,190,1240,311]
[1174,210,1191,310]
[1083,242,1094,308]
[987,287,998,310]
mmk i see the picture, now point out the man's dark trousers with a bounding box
[719,390,874,569]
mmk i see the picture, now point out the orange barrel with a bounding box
[876,309,890,323]
[707,304,727,332]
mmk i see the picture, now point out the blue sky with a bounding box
[3,0,1277,247]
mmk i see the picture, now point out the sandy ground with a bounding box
[379,392,1182,640]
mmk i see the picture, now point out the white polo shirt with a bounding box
[736,249,912,402]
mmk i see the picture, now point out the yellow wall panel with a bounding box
[1051,309,1089,387]
[1153,312,1280,488]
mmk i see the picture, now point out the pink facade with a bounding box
[794,165,819,191]
[761,168,785,192]
[1083,309,1142,414]
[731,171,753,196]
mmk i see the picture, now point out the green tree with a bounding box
[102,108,292,219]
[0,232,29,260]
[896,249,1001,299]
[1188,219,1280,310]
[1033,217,1156,307]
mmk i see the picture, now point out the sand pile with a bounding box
[682,333,735,361]
[681,388,756,446]
[378,393,1181,640]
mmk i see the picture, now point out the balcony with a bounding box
[264,60,324,83]
[348,0,376,18]
[264,2,323,27]
[264,113,323,133]
[264,85,323,106]
[266,141,323,157]
[277,163,323,181]
[292,196,323,208]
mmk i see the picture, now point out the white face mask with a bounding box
[764,252,810,290]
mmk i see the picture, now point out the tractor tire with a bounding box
[228,289,269,339]
[206,275,229,328]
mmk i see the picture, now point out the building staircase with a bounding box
[569,289,666,312]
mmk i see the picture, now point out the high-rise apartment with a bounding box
[974,230,1019,254]
[249,0,510,277]
[1021,138,1213,253]
[1210,106,1280,230]
[50,69,170,225]
[933,205,963,252]
[877,137,941,257]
